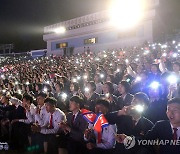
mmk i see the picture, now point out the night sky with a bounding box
[0,0,179,52]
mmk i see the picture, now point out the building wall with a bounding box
[43,8,156,56]
[45,19,153,56]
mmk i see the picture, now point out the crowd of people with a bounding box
[0,40,179,154]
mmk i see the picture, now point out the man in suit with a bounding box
[116,97,180,154]
[59,95,88,154]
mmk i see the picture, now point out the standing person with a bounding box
[59,96,88,154]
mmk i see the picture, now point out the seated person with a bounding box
[84,99,116,154]
[116,98,180,154]
[31,97,66,153]
[59,96,88,154]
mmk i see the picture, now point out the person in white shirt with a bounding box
[32,97,66,153]
[34,92,49,126]
[17,94,36,124]
[84,99,116,154]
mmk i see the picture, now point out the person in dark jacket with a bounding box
[59,96,88,154]
[107,92,154,154]
[117,81,133,109]
[116,98,180,154]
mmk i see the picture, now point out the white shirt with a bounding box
[85,123,117,149]
[35,104,49,126]
[40,108,66,134]
[19,103,36,124]
[170,124,180,140]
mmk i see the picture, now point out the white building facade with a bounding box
[43,0,159,56]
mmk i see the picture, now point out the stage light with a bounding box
[54,27,66,34]
[109,0,144,30]
[172,40,176,44]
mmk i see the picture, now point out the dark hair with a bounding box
[26,84,34,91]
[168,98,180,105]
[36,83,43,91]
[71,82,79,92]
[134,92,150,107]
[70,95,83,108]
[96,99,110,109]
[44,97,57,106]
[88,81,96,91]
[119,81,131,93]
[23,94,33,104]
[37,92,47,98]
[56,81,64,90]
[104,81,114,94]
[172,62,180,67]
[13,93,23,101]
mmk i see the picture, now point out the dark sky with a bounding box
[0,0,179,52]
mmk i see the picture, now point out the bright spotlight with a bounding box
[109,0,144,30]
[54,27,66,34]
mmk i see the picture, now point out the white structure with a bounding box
[43,0,159,56]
